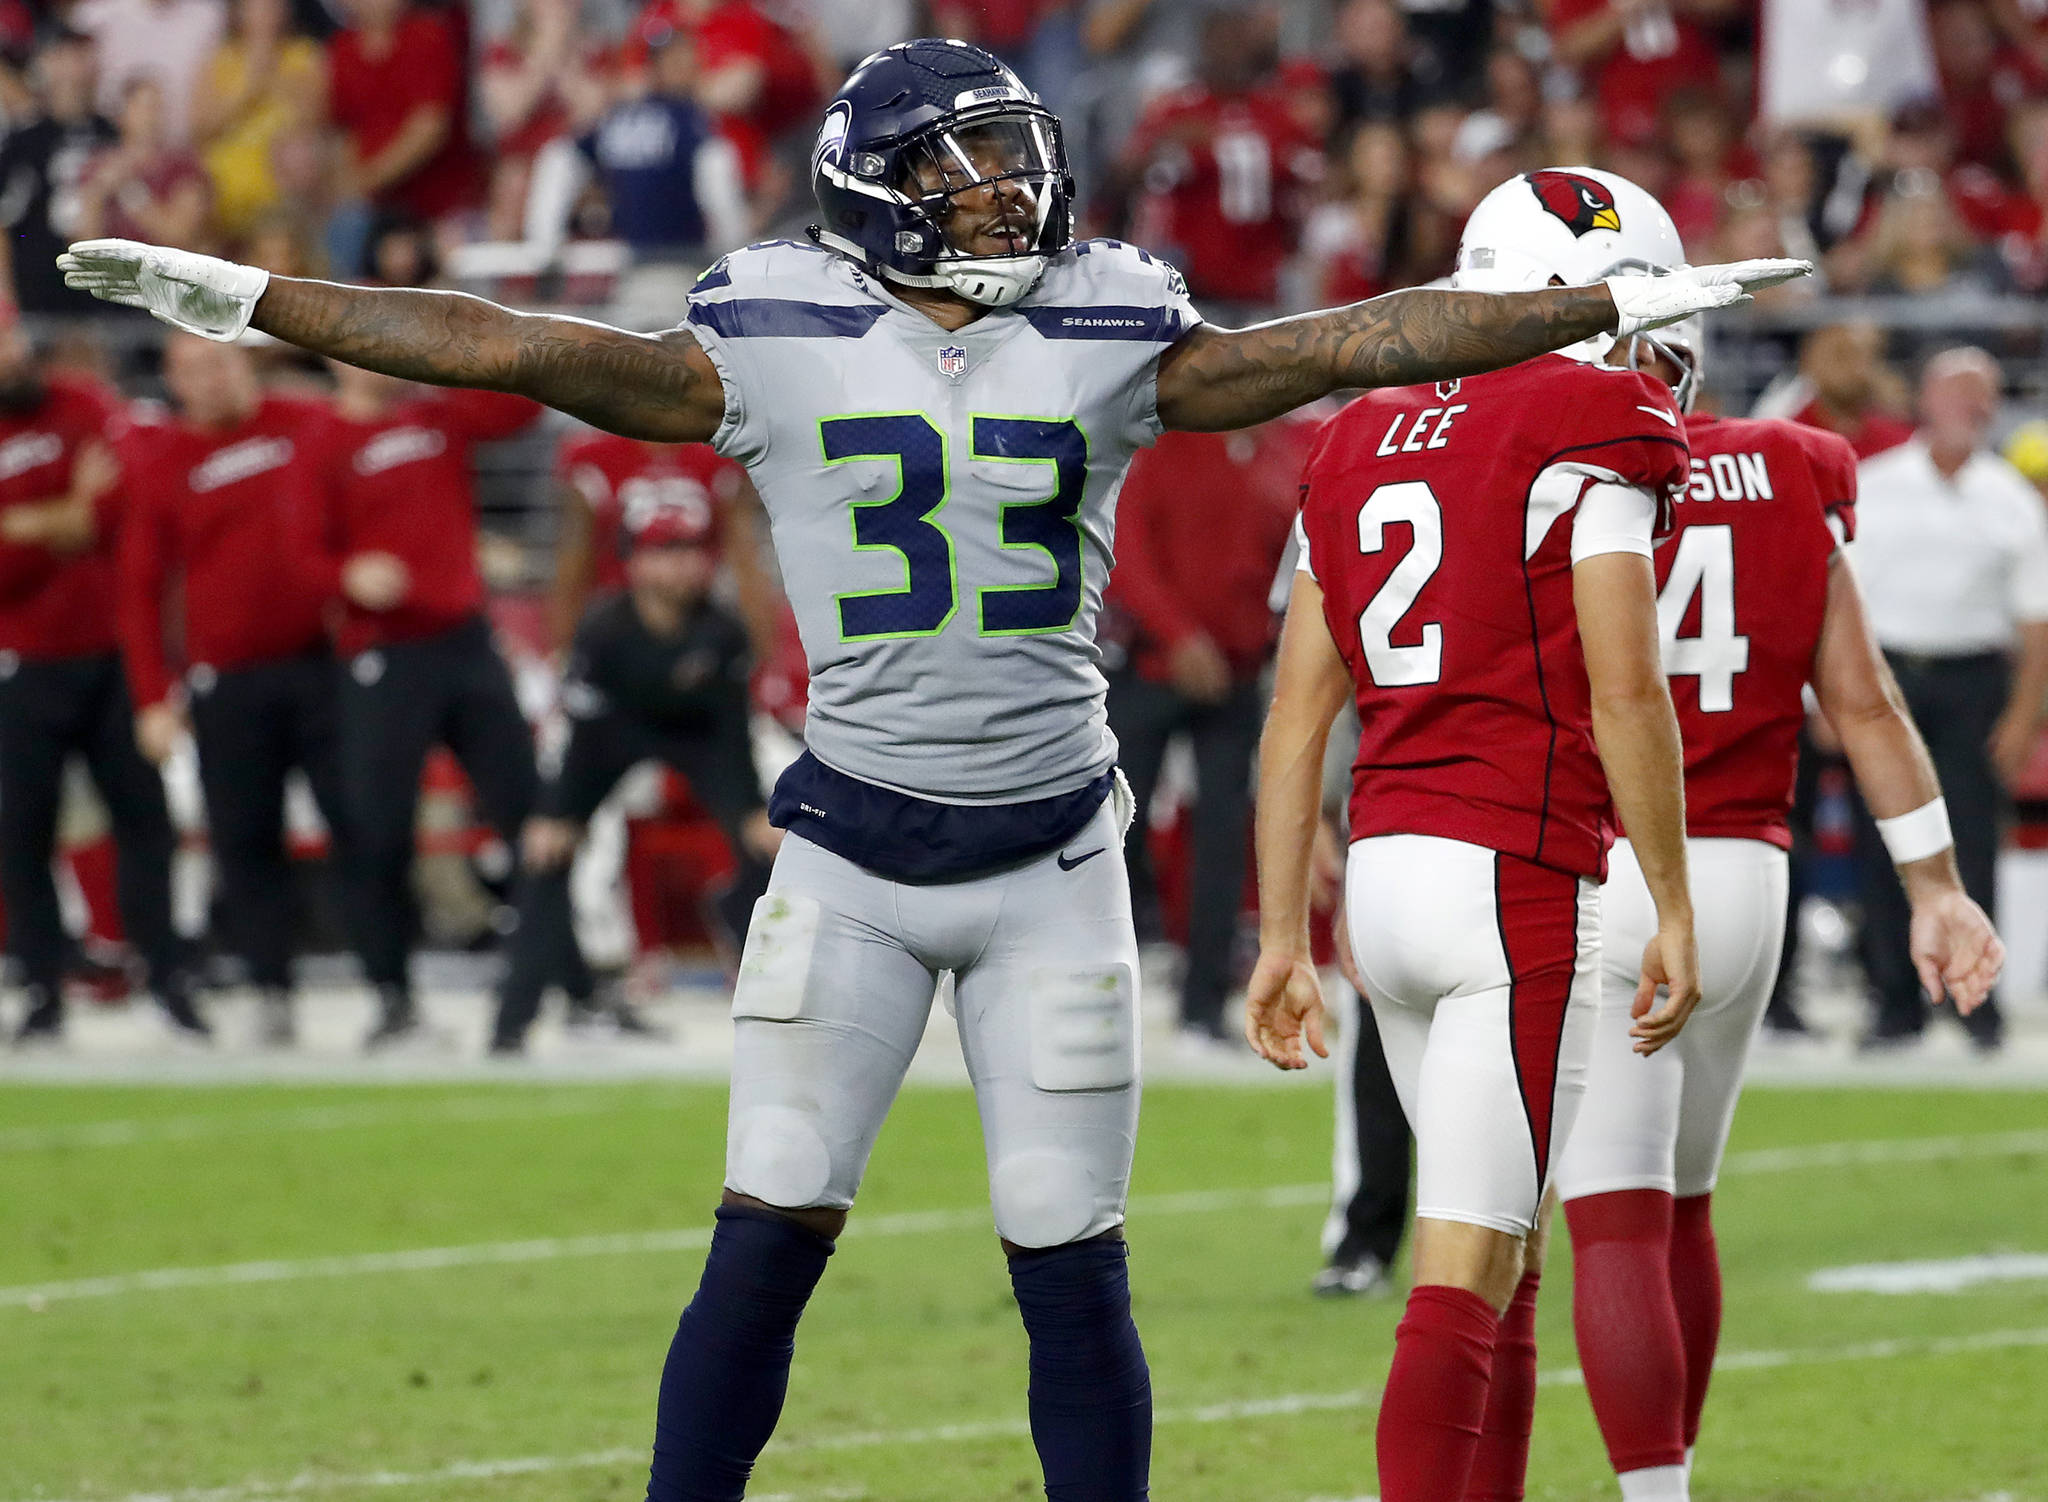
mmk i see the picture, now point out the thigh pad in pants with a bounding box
[954,799,1142,1249]
[1345,834,1599,1236]
[724,836,939,1211]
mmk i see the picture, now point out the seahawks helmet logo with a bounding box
[1527,171,1621,237]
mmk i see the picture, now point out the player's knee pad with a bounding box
[727,1104,836,1210]
[991,1149,1105,1250]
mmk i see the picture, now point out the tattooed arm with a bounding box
[1155,284,1618,432]
[252,279,726,444]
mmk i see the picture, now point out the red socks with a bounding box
[1564,1189,1688,1475]
[1377,1284,1500,1502]
[1669,1192,1721,1448]
[1463,1268,1542,1501]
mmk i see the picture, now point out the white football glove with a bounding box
[57,238,271,342]
[1604,258,1812,337]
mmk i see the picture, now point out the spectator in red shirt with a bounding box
[116,333,357,1046]
[73,77,215,252]
[327,0,479,224]
[1546,0,1738,149]
[1934,0,2047,176]
[1118,9,1324,312]
[1782,322,1918,459]
[1103,414,1314,1047]
[0,314,198,1044]
[301,362,558,1047]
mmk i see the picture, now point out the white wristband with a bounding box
[1877,797,1953,866]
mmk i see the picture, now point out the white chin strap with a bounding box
[814,229,1049,309]
[884,252,1047,308]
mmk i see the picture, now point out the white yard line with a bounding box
[15,1327,2048,1502]
[0,1092,654,1153]
[9,1126,2048,1310]
[0,1184,1328,1311]
[1809,1253,2048,1295]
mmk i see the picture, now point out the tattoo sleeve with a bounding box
[252,277,724,443]
[1154,284,1620,432]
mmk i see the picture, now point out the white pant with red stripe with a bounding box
[1345,834,1601,1236]
[1556,836,1789,1203]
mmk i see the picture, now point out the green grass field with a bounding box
[4,1078,2045,1502]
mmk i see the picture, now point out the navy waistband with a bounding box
[768,751,1114,884]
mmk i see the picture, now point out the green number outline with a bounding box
[819,411,959,642]
[972,414,1091,638]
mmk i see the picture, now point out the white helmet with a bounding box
[1455,166,1686,362]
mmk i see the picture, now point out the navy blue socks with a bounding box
[1008,1236,1153,1501]
[645,1205,834,1502]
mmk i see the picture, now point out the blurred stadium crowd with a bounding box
[2,0,2046,1053]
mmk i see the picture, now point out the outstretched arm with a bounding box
[58,240,726,443]
[252,279,725,443]
[1159,284,1618,432]
[1154,259,1811,432]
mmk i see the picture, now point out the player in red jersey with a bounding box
[1554,322,2005,1502]
[301,364,556,1048]
[115,334,358,1046]
[1249,169,1703,1502]
[0,313,199,1043]
[548,426,778,656]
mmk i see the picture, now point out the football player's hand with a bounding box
[1167,633,1233,704]
[58,238,271,342]
[1606,259,1813,337]
[134,701,186,766]
[521,817,582,872]
[1245,949,1328,1070]
[341,551,410,610]
[1909,888,2004,1016]
[1630,920,1701,1055]
[1986,706,2042,789]
[741,808,784,863]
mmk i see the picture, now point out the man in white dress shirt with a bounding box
[1851,347,2048,1050]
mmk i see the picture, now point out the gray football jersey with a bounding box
[684,237,1201,803]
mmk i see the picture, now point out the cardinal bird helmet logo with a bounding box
[1527,170,1622,237]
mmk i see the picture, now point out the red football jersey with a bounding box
[303,390,540,654]
[1662,413,1857,848]
[556,431,744,595]
[1125,86,1322,305]
[115,394,333,708]
[0,376,122,660]
[1300,355,1689,880]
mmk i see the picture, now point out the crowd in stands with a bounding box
[4,0,2048,326]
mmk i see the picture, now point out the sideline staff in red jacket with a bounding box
[116,334,359,1046]
[302,361,573,1048]
[0,312,197,1043]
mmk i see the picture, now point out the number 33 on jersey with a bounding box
[1298,353,1689,880]
[684,236,1200,804]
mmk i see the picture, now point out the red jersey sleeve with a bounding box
[439,389,543,442]
[1566,369,1691,534]
[1801,425,1859,547]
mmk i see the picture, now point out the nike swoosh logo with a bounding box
[1636,404,1680,428]
[1056,847,1106,872]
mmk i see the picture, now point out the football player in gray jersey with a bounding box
[61,37,1809,1502]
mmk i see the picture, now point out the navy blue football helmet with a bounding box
[809,38,1074,308]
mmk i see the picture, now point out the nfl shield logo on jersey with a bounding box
[937,345,969,380]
